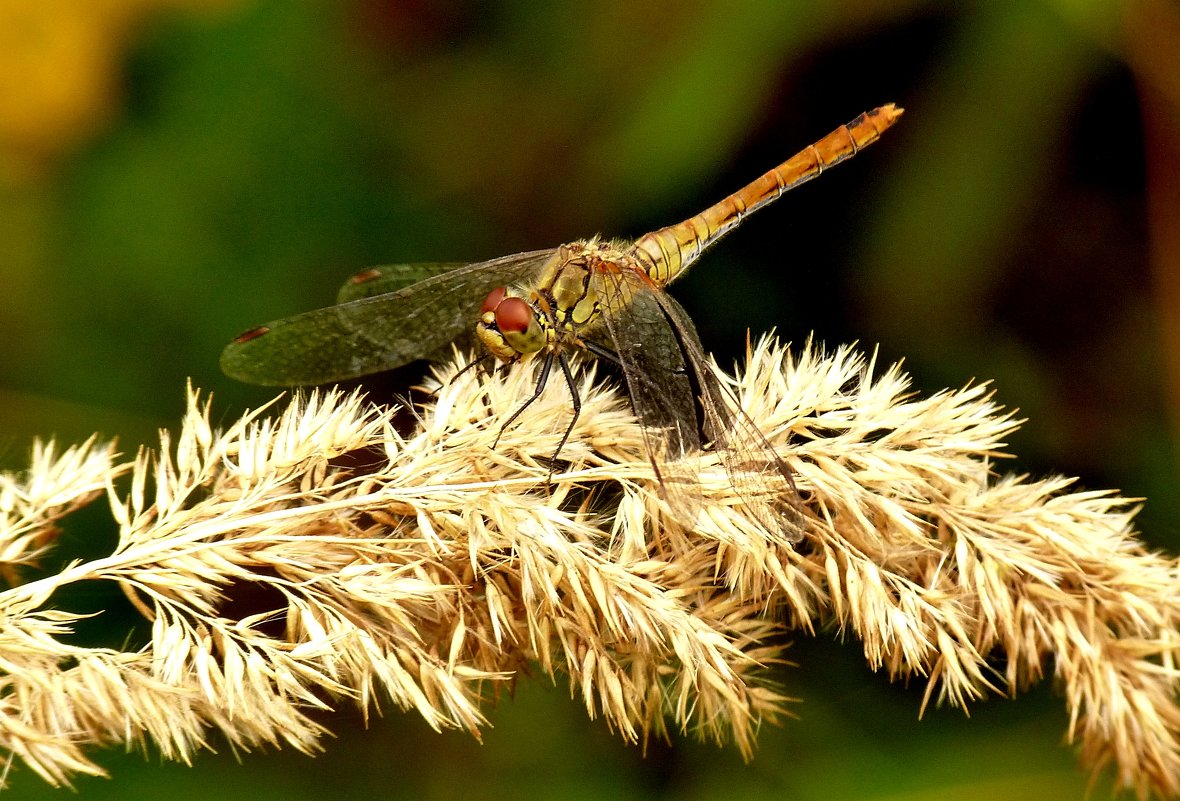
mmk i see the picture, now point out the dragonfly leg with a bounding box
[493,352,554,449]
[583,340,622,366]
[421,353,493,401]
[490,353,582,482]
[452,352,493,382]
[549,352,582,471]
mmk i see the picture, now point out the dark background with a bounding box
[2,1,1177,798]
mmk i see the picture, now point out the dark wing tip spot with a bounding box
[233,325,271,344]
[350,268,383,285]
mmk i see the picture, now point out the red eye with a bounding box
[481,286,507,314]
[494,297,533,334]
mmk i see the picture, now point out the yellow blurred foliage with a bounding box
[0,0,240,184]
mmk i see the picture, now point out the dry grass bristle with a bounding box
[0,337,1176,797]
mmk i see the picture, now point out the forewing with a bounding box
[336,263,469,304]
[221,249,553,386]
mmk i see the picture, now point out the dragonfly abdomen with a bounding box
[631,103,904,288]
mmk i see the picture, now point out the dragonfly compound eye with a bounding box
[496,296,546,356]
[475,292,546,358]
[493,296,533,334]
[481,286,507,314]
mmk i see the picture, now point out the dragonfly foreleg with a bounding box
[452,352,494,382]
[424,352,493,401]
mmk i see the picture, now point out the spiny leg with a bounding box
[427,352,492,401]
[490,352,582,481]
[494,352,555,449]
[453,352,494,382]
[583,340,622,366]
[549,352,582,472]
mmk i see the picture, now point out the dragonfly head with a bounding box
[477,286,547,361]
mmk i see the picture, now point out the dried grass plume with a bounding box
[0,337,1177,798]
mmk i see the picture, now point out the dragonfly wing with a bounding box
[593,271,703,523]
[649,291,805,542]
[335,263,469,304]
[333,262,485,365]
[222,249,554,386]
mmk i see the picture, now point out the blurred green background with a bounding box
[2,0,1178,798]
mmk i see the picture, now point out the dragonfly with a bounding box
[222,103,904,533]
